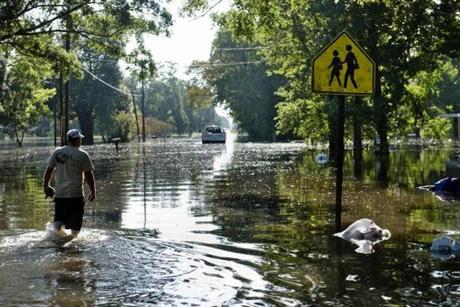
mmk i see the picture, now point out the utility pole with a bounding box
[59,3,72,146]
[141,78,146,142]
[54,91,57,146]
[131,90,141,142]
[59,69,65,145]
[63,4,71,144]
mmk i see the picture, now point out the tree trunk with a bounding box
[77,110,94,145]
[454,118,459,140]
[15,127,24,147]
[373,68,389,154]
[376,153,389,185]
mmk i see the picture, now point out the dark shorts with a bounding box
[54,197,85,231]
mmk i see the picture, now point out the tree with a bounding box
[70,50,126,145]
[125,44,157,142]
[184,0,460,151]
[0,54,55,146]
[145,75,190,134]
[0,1,172,66]
[399,58,460,140]
[189,30,284,141]
[160,70,190,134]
[111,111,135,142]
[1,0,173,145]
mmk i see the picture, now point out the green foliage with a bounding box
[398,58,460,139]
[186,84,213,109]
[275,96,327,142]
[144,117,174,137]
[186,64,214,109]
[181,0,209,16]
[421,117,450,140]
[71,48,127,144]
[0,1,172,67]
[125,43,157,82]
[111,111,135,142]
[141,68,212,134]
[0,0,174,146]
[183,0,460,146]
[126,67,212,136]
[189,30,284,141]
[0,54,55,146]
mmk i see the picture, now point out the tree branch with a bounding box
[189,0,225,20]
[0,1,90,42]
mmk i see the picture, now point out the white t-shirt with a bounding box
[46,145,95,198]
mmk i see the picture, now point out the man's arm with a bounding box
[84,170,96,202]
[43,167,55,198]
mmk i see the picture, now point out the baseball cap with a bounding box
[66,129,84,140]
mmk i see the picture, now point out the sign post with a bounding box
[312,31,375,231]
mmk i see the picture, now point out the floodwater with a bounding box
[1,134,460,306]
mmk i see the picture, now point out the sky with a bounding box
[143,0,232,118]
[145,0,231,80]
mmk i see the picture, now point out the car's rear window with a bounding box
[205,127,222,133]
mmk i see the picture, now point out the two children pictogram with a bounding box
[328,45,359,89]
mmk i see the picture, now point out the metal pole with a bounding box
[335,95,345,232]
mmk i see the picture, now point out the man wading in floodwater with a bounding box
[43,129,96,242]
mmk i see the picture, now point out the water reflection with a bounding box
[45,256,97,306]
[121,135,236,242]
[0,139,460,305]
[447,147,460,177]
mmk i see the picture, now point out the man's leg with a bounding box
[54,198,66,232]
[54,221,63,231]
[67,197,85,238]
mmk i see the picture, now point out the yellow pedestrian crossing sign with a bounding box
[312,31,375,96]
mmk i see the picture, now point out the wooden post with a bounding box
[141,78,145,142]
[130,90,140,142]
[59,70,65,146]
[54,81,57,146]
[63,7,71,144]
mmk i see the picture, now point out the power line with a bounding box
[82,67,140,97]
[213,47,265,51]
[189,60,263,68]
[81,60,263,95]
[189,0,225,21]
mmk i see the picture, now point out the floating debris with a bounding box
[334,218,391,254]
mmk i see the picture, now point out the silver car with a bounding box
[201,125,226,144]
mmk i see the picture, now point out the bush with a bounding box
[144,117,173,137]
[421,117,451,141]
[111,111,135,142]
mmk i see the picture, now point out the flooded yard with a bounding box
[1,135,460,306]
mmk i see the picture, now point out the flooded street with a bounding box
[1,135,460,306]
